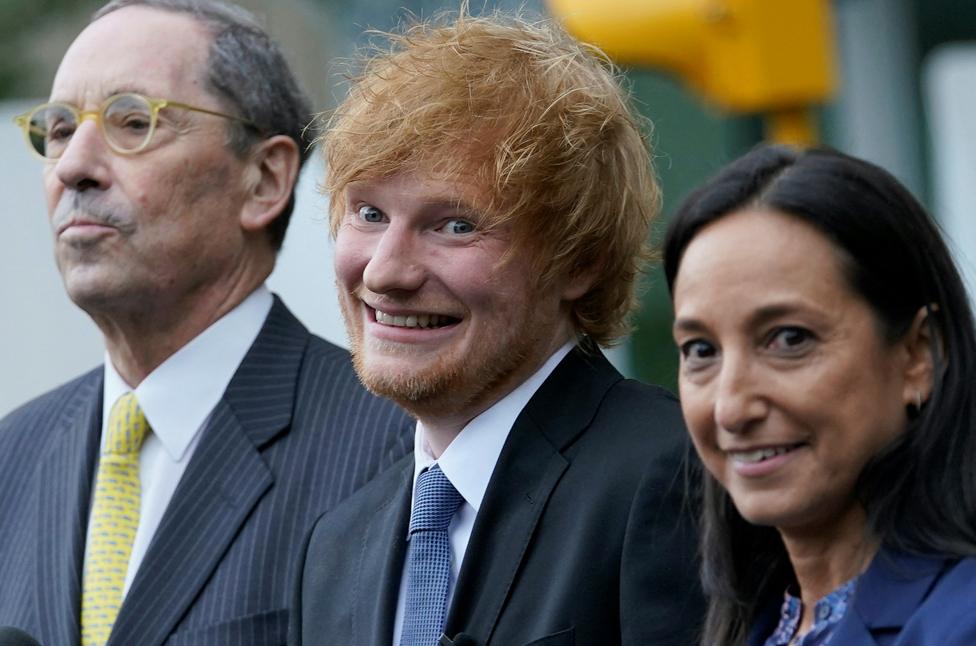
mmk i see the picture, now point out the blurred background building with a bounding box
[1,0,974,416]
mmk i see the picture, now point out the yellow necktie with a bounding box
[81,392,149,646]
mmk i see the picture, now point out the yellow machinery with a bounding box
[546,0,837,146]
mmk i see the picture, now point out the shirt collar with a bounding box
[101,286,273,460]
[412,341,575,512]
[766,579,855,645]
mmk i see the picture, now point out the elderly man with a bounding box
[292,12,703,646]
[0,1,411,644]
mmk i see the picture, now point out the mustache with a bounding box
[353,288,461,318]
[52,191,135,234]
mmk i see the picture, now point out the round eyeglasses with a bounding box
[13,93,259,160]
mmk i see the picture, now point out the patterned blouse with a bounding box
[763,579,855,646]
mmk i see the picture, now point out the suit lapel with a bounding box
[829,617,877,645]
[833,549,948,644]
[355,458,413,645]
[444,346,623,642]
[108,298,308,646]
[34,370,103,646]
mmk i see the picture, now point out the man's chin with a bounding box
[356,367,444,404]
[62,272,135,315]
[351,351,462,411]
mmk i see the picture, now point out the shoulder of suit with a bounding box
[558,377,691,481]
[0,367,101,471]
[297,333,412,428]
[308,452,412,536]
[894,556,976,642]
[0,366,100,431]
[608,378,680,405]
[303,332,352,363]
[597,378,685,434]
[924,556,976,604]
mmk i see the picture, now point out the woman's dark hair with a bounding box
[663,145,976,645]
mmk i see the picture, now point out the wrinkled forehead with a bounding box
[50,5,211,106]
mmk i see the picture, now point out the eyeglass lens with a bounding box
[27,94,155,158]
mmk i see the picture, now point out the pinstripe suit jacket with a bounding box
[0,297,414,646]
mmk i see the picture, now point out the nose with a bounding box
[53,118,111,192]
[713,352,768,434]
[361,224,426,294]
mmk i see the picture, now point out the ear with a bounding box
[560,262,600,302]
[900,305,940,407]
[239,134,301,234]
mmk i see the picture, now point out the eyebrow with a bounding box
[748,303,813,326]
[672,317,707,334]
[418,197,476,212]
[673,302,819,334]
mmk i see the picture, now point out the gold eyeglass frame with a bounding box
[13,92,260,161]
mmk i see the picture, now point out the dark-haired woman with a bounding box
[664,145,976,645]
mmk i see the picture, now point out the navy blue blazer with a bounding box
[293,345,704,646]
[0,297,414,646]
[749,549,976,645]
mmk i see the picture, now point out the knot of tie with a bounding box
[104,391,150,456]
[409,464,463,535]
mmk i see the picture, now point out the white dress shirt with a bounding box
[391,341,574,645]
[91,285,273,598]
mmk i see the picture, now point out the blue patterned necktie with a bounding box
[399,464,464,646]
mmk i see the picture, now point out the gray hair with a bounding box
[92,0,313,250]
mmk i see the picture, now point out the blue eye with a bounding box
[444,219,475,235]
[357,205,385,223]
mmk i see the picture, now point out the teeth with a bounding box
[732,446,794,463]
[375,309,451,329]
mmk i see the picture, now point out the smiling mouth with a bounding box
[374,308,460,329]
[729,443,805,464]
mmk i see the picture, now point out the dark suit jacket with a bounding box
[0,297,414,646]
[293,345,704,646]
[748,549,976,645]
